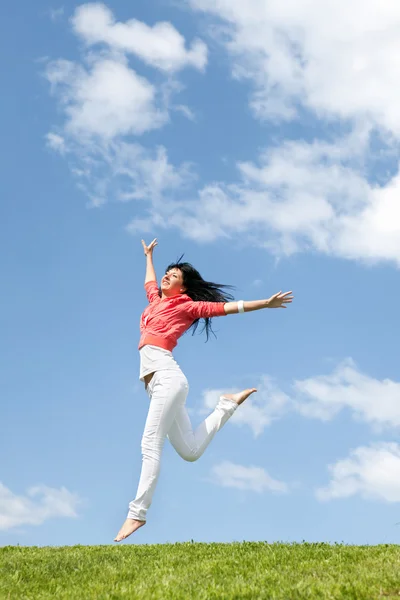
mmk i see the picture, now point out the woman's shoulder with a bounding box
[169,293,192,305]
[164,294,195,314]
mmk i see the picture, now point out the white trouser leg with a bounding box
[127,370,188,521]
[167,397,237,462]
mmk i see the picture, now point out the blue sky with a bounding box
[1,0,400,547]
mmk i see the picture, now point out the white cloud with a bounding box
[210,461,288,493]
[189,0,400,133]
[49,7,64,22]
[77,142,194,208]
[45,132,67,154]
[46,57,167,140]
[201,376,290,437]
[46,6,207,142]
[45,4,203,209]
[45,3,400,267]
[200,360,400,436]
[317,443,400,502]
[71,3,207,73]
[173,104,196,122]
[45,77,192,207]
[134,133,400,266]
[162,0,400,266]
[0,482,83,531]
[295,358,400,430]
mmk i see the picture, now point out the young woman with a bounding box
[114,238,293,542]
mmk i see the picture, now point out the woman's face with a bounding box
[160,268,185,296]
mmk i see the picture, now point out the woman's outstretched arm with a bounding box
[224,291,294,314]
[141,238,158,284]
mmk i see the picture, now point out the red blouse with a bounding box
[139,281,227,352]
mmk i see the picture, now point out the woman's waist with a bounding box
[138,333,177,352]
[139,343,180,367]
[139,344,182,382]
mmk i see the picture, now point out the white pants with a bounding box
[127,368,237,522]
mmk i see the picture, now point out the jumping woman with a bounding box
[114,238,293,542]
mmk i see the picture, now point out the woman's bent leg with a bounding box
[127,370,188,521]
[167,396,237,462]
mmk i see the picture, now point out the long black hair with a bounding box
[165,255,235,341]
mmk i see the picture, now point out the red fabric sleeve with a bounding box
[145,281,161,304]
[188,301,226,319]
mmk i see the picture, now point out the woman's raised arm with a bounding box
[141,238,158,284]
[224,291,294,314]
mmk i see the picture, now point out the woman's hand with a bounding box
[266,291,293,308]
[141,238,158,256]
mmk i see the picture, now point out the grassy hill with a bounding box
[1,542,400,599]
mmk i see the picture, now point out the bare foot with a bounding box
[114,518,146,542]
[222,388,257,406]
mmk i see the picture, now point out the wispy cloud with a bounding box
[46,57,167,140]
[49,7,64,22]
[45,3,400,268]
[45,132,67,155]
[201,376,290,437]
[0,482,84,531]
[71,3,208,73]
[201,360,400,436]
[316,443,400,502]
[45,4,207,141]
[189,0,400,132]
[147,0,400,266]
[294,358,400,431]
[67,141,194,208]
[134,131,400,266]
[45,3,205,208]
[209,461,288,493]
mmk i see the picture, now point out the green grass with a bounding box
[1,542,400,599]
